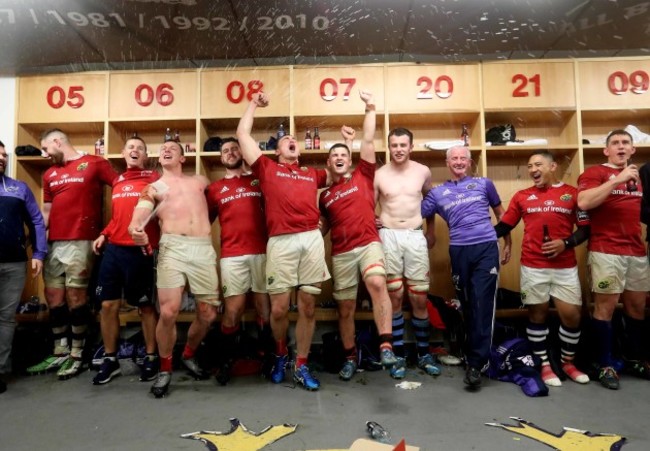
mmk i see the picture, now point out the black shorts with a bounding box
[95,244,156,307]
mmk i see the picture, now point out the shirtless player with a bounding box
[130,140,220,398]
[374,128,440,379]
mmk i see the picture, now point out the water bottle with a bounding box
[366,421,391,444]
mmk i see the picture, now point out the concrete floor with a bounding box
[1,361,649,451]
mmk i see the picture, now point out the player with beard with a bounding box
[205,138,271,385]
[28,129,117,379]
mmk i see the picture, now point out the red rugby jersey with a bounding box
[251,156,327,237]
[206,173,268,257]
[102,168,161,247]
[43,155,117,241]
[319,159,380,256]
[577,164,645,257]
[501,183,588,268]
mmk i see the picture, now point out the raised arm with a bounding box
[236,92,268,166]
[359,90,376,164]
[577,165,637,210]
[340,126,355,150]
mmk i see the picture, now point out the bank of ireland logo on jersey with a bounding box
[236,187,246,194]
[77,162,88,171]
[466,183,477,190]
[122,185,133,192]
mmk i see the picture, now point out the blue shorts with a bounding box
[95,244,156,307]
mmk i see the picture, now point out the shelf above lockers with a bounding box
[580,110,650,147]
[484,110,578,148]
[16,121,105,155]
[386,111,482,151]
[107,119,197,156]
[293,113,386,154]
[199,116,289,154]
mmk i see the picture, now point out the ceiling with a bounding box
[0,0,648,75]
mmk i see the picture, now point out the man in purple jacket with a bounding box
[0,141,47,393]
[421,146,511,389]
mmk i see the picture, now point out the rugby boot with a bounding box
[270,354,288,384]
[151,371,172,398]
[380,347,398,367]
[339,360,358,381]
[389,357,407,379]
[26,353,69,375]
[57,357,84,380]
[293,364,320,391]
[417,354,441,376]
[181,356,208,380]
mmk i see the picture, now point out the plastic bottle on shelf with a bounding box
[305,128,313,150]
[174,129,181,142]
[313,127,321,150]
[164,128,173,141]
[277,123,286,140]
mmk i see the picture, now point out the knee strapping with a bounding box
[386,277,403,293]
[299,284,322,296]
[406,279,429,295]
[334,285,358,301]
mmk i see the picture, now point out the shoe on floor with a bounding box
[599,366,620,390]
[389,357,406,380]
[26,354,69,374]
[181,356,208,380]
[57,357,84,380]
[0,377,6,394]
[562,362,589,384]
[293,364,320,391]
[464,367,482,387]
[339,360,358,381]
[417,354,441,376]
[216,362,231,386]
[270,354,288,384]
[140,355,159,382]
[92,358,121,385]
[379,348,398,367]
[541,363,562,387]
[151,371,172,398]
[625,359,650,380]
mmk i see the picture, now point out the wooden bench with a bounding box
[16,306,530,326]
